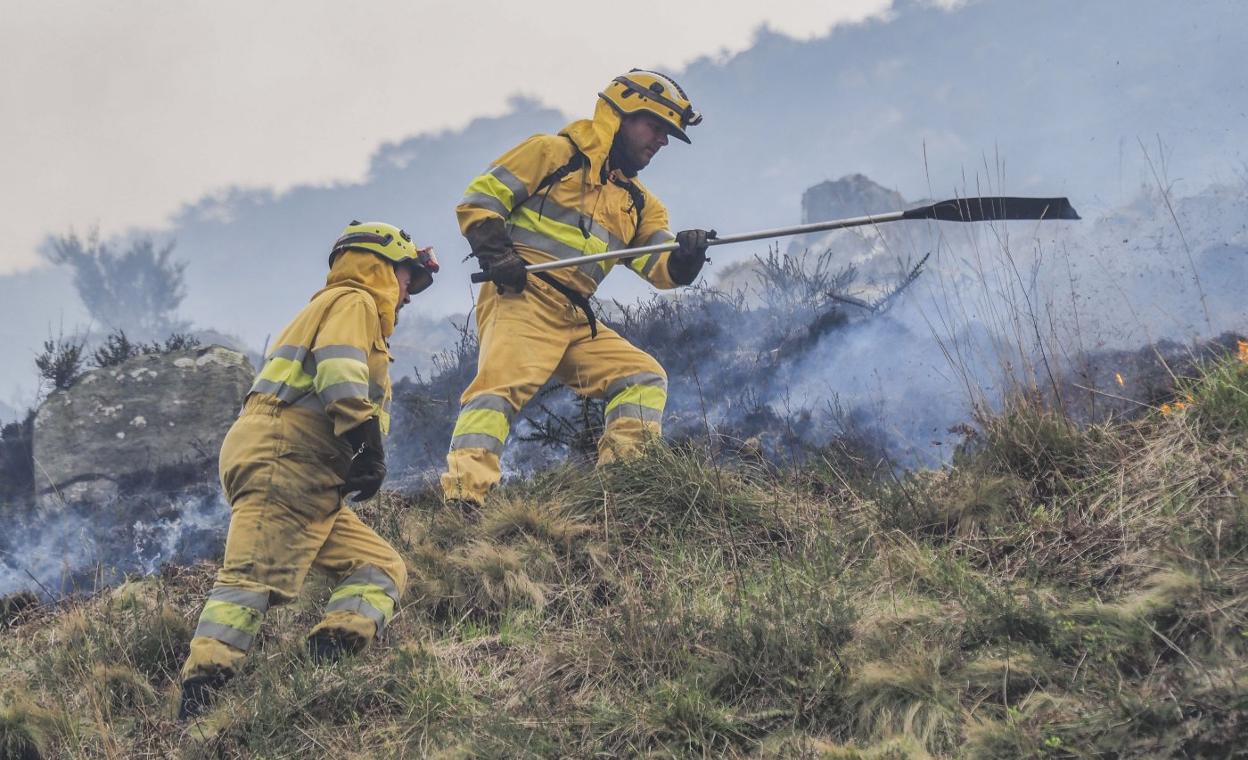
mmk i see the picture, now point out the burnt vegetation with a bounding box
[1,342,1245,757]
[389,247,928,479]
[4,239,1247,757]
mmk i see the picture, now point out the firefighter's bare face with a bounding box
[616,112,670,171]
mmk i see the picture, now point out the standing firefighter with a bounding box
[177,222,439,721]
[442,69,712,505]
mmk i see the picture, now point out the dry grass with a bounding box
[0,353,1246,758]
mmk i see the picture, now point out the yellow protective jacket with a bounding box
[458,97,682,297]
[245,250,396,437]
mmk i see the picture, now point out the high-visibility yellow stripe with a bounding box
[605,385,667,415]
[511,206,610,257]
[314,356,370,393]
[452,408,510,442]
[200,599,264,635]
[628,254,652,274]
[328,583,396,622]
[258,356,314,390]
[465,173,516,212]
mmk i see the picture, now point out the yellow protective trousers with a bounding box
[180,398,407,683]
[441,277,667,504]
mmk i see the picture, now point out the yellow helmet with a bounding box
[329,220,440,293]
[599,69,702,143]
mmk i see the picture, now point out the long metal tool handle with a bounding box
[469,195,1079,283]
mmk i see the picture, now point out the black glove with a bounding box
[466,218,527,293]
[341,417,386,502]
[668,228,715,285]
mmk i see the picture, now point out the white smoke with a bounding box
[762,178,1247,464]
[0,489,230,598]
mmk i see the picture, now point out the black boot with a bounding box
[307,629,365,664]
[178,672,230,721]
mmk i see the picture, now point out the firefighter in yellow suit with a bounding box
[441,70,713,505]
[177,221,439,721]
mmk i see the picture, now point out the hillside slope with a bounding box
[2,348,1247,758]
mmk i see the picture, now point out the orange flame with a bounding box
[1160,400,1190,417]
[1238,339,1248,364]
[1115,372,1125,388]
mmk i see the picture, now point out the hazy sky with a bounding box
[0,0,911,275]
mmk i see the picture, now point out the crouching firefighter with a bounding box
[177,221,439,721]
[440,69,715,507]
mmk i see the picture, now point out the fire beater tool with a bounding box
[469,196,1080,283]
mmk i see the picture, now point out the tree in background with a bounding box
[47,230,188,339]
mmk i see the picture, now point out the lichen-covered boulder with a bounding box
[32,345,253,509]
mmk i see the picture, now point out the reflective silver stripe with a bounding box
[341,565,399,599]
[491,165,530,207]
[450,433,506,454]
[461,191,509,218]
[518,196,628,252]
[510,227,608,285]
[462,394,515,418]
[607,372,667,399]
[644,229,676,247]
[265,344,317,376]
[194,620,255,651]
[251,377,311,404]
[640,230,676,276]
[207,586,270,612]
[605,403,664,424]
[369,381,386,400]
[318,382,370,404]
[313,345,368,364]
[269,344,308,362]
[509,225,584,262]
[324,596,387,630]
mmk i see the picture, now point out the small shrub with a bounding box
[92,329,205,369]
[91,330,143,368]
[34,332,86,392]
[161,332,201,352]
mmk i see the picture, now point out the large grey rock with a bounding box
[801,174,906,224]
[32,345,253,509]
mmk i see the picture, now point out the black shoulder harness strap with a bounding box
[533,135,588,223]
[534,135,645,228]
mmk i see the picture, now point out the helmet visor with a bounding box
[408,265,434,295]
